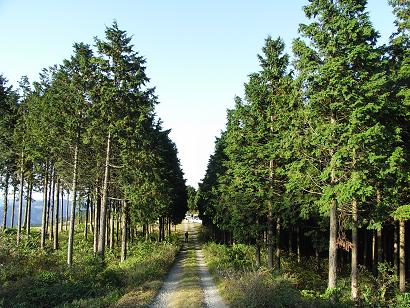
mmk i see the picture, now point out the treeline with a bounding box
[197,0,409,302]
[0,22,187,264]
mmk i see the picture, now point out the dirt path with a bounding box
[150,221,226,308]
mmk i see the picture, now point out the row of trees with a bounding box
[197,0,409,301]
[0,22,187,264]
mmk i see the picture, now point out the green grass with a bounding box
[0,226,180,307]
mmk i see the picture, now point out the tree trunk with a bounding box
[60,189,64,232]
[109,202,115,249]
[66,190,69,231]
[399,220,406,292]
[16,168,24,246]
[328,197,337,290]
[275,217,281,272]
[26,182,32,237]
[41,167,49,249]
[98,131,111,261]
[377,228,382,271]
[49,171,55,241]
[121,201,127,262]
[67,140,79,266]
[23,182,29,229]
[351,198,358,301]
[2,174,9,229]
[372,230,377,275]
[54,178,60,250]
[46,170,52,237]
[84,193,89,240]
[11,187,16,228]
[267,200,274,269]
[93,187,100,255]
[394,221,399,274]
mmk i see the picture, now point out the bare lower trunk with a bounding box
[66,191,69,231]
[372,230,377,275]
[67,141,79,266]
[49,172,55,241]
[11,188,16,228]
[2,174,9,229]
[60,190,64,232]
[84,194,89,240]
[98,132,111,261]
[275,218,281,272]
[41,166,49,249]
[399,220,406,292]
[54,178,60,250]
[26,182,32,237]
[394,221,398,274]
[23,182,29,229]
[328,198,337,290]
[109,202,115,249]
[351,198,358,301]
[16,169,24,246]
[93,187,101,255]
[267,201,274,269]
[121,201,127,262]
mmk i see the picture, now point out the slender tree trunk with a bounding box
[267,200,274,269]
[54,178,60,250]
[275,217,281,272]
[328,197,337,290]
[372,230,377,275]
[399,220,406,292]
[46,170,52,237]
[116,206,120,244]
[377,228,382,265]
[11,187,16,228]
[109,202,115,249]
[121,201,127,262]
[351,198,358,301]
[84,193,89,240]
[2,174,9,229]
[256,218,261,267]
[93,187,100,255]
[23,182,29,229]
[66,190,69,231]
[41,166,49,249]
[67,140,79,266]
[16,167,24,246]
[49,172,56,241]
[26,182,32,237]
[394,221,399,274]
[60,189,64,232]
[98,131,111,261]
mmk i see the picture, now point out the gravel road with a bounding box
[150,221,227,308]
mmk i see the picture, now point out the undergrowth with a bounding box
[0,227,179,307]
[203,242,410,307]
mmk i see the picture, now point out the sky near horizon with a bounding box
[0,0,396,189]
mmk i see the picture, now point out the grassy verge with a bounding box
[202,241,410,307]
[0,227,180,307]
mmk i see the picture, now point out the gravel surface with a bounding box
[195,244,227,308]
[150,221,227,308]
[149,246,187,307]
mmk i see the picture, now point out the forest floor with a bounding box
[149,221,226,308]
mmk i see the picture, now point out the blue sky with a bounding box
[0,0,396,189]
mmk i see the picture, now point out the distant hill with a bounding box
[0,199,70,227]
